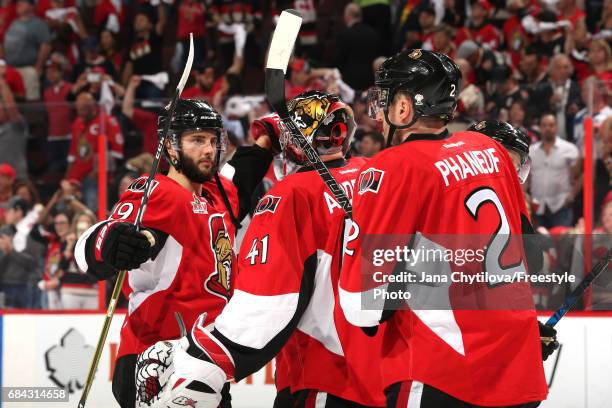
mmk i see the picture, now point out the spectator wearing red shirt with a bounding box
[66,91,123,210]
[43,0,87,65]
[285,58,324,100]
[0,163,15,223]
[177,0,209,65]
[0,0,16,46]
[44,55,73,174]
[503,0,531,68]
[121,75,157,155]
[210,1,258,71]
[93,0,124,34]
[182,62,222,103]
[35,0,74,18]
[557,0,586,29]
[0,59,25,100]
[455,0,502,50]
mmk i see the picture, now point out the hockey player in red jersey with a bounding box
[339,50,548,407]
[74,99,274,407]
[135,91,386,408]
[467,120,559,361]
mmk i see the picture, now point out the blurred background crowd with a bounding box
[0,0,610,310]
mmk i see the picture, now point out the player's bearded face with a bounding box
[179,130,217,183]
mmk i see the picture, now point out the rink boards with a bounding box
[0,312,611,407]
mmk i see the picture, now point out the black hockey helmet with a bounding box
[280,90,356,165]
[468,120,531,183]
[368,49,461,146]
[157,99,227,169]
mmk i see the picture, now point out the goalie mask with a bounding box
[279,91,356,165]
[468,120,531,183]
[157,99,227,170]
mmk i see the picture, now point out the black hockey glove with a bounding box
[96,221,155,271]
[539,321,559,361]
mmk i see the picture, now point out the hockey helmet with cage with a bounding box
[279,90,356,165]
[367,49,461,146]
[157,99,227,169]
[468,120,531,183]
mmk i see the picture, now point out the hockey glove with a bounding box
[94,221,155,270]
[539,321,559,361]
[250,113,282,154]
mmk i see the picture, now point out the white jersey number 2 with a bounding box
[465,187,526,286]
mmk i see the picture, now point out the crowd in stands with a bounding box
[0,0,610,310]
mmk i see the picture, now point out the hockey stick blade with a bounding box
[546,247,612,327]
[265,11,352,216]
[78,34,195,408]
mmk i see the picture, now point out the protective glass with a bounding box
[517,155,531,184]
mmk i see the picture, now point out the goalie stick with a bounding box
[265,9,352,217]
[78,34,195,408]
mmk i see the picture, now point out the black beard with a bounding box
[178,151,214,183]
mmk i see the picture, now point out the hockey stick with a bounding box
[265,9,352,217]
[545,247,611,328]
[78,34,195,408]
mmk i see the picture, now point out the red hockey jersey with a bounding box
[66,113,123,181]
[77,174,236,358]
[339,131,548,406]
[208,157,385,406]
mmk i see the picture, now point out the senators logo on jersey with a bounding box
[358,168,384,195]
[254,195,282,216]
[205,214,233,301]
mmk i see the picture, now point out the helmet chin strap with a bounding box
[383,108,419,148]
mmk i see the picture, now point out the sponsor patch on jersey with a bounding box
[358,168,384,195]
[127,177,160,195]
[254,195,282,216]
[191,193,208,214]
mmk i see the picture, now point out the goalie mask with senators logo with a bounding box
[279,91,356,165]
